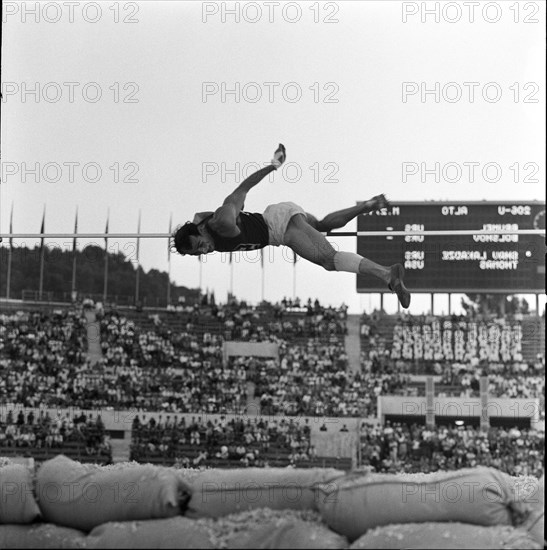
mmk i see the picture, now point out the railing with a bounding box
[0,444,111,464]
[18,290,174,308]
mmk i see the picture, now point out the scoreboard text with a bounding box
[356,201,545,293]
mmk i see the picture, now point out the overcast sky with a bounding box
[1,1,545,313]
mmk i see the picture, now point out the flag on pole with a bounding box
[38,206,46,300]
[167,213,172,305]
[135,210,141,303]
[136,210,141,263]
[104,210,110,246]
[8,203,14,249]
[39,207,45,248]
[167,213,172,262]
[72,207,78,252]
[71,207,78,295]
[6,203,14,299]
[103,209,110,303]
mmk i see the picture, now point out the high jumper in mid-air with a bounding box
[172,144,411,308]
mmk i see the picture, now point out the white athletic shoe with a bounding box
[271,144,286,169]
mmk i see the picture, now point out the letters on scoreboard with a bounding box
[356,201,546,293]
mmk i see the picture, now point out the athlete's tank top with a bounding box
[205,211,269,252]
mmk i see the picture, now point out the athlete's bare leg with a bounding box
[284,214,390,282]
[309,195,389,233]
[284,213,410,307]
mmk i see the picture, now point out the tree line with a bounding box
[0,244,198,304]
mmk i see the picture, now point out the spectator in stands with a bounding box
[360,421,544,478]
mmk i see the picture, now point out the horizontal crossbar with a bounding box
[0,229,544,239]
[328,229,545,237]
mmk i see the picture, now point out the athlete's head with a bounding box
[171,222,214,256]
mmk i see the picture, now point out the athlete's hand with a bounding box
[271,144,286,169]
[370,194,390,210]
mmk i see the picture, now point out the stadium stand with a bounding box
[360,312,545,401]
[0,300,544,475]
[359,421,544,477]
[0,409,112,464]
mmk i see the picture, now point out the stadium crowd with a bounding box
[215,297,348,341]
[1,301,359,415]
[255,356,413,418]
[0,409,111,458]
[98,312,412,417]
[359,421,544,478]
[0,309,93,407]
[360,314,545,400]
[167,296,348,342]
[0,300,544,472]
[1,304,543,415]
[130,414,316,468]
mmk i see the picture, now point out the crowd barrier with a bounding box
[0,455,543,549]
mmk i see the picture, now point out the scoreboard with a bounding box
[355,201,546,293]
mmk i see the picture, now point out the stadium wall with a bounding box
[0,405,360,456]
[379,396,541,428]
[222,341,280,364]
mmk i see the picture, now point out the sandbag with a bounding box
[317,467,520,541]
[0,524,87,548]
[515,474,544,547]
[224,517,348,549]
[36,455,191,531]
[185,468,345,519]
[87,517,215,549]
[350,522,542,549]
[197,508,348,549]
[0,463,41,524]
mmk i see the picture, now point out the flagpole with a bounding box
[135,210,141,306]
[6,203,14,299]
[103,209,110,303]
[292,250,297,300]
[71,206,78,298]
[229,252,233,298]
[38,206,46,301]
[293,264,296,300]
[260,249,265,303]
[167,213,172,307]
[199,256,203,292]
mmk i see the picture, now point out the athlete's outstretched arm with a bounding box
[208,145,286,235]
[193,211,214,224]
